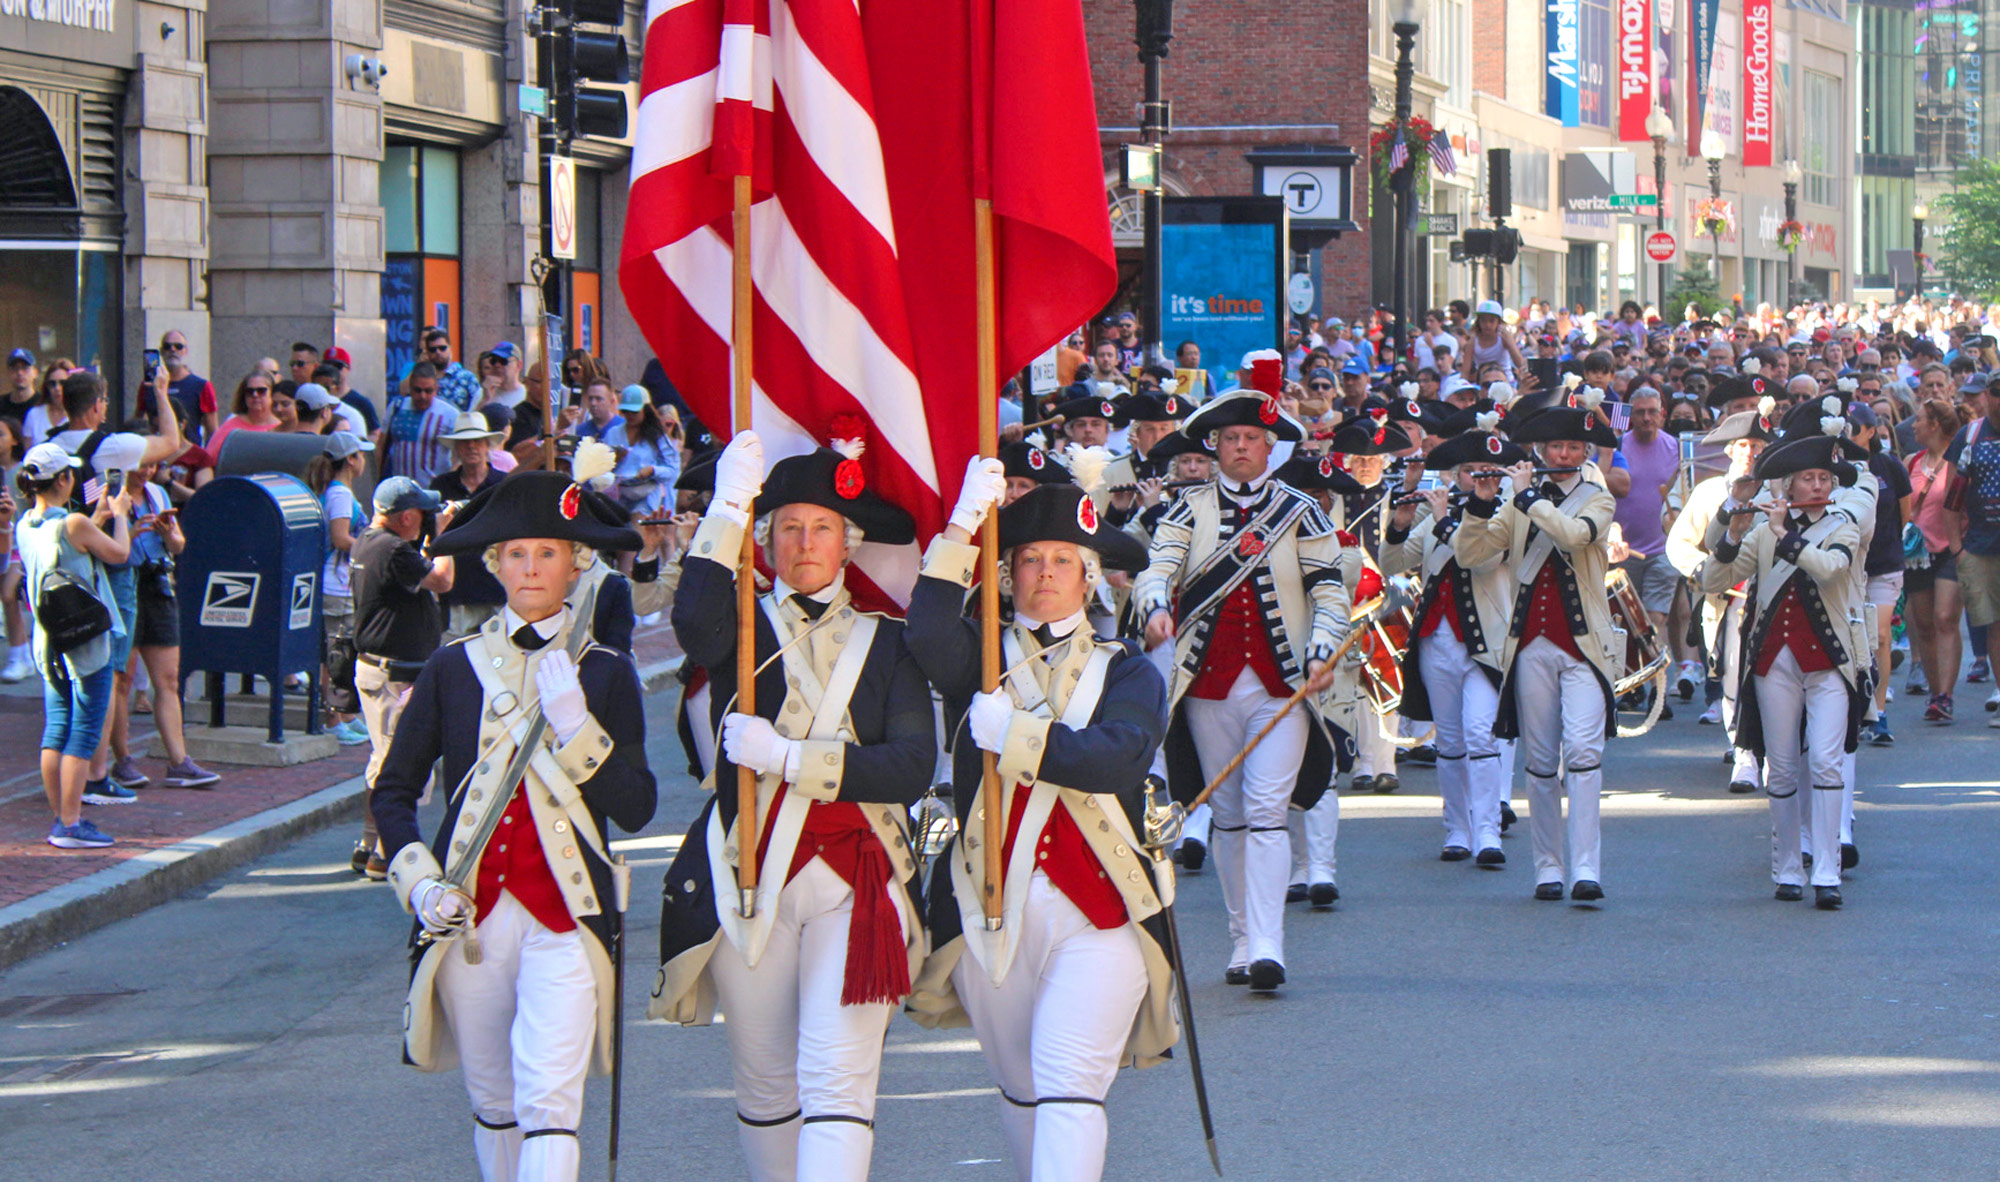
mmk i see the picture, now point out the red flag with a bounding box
[620,0,1115,604]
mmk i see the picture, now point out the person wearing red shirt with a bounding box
[370,469,657,1182]
[1706,430,1870,910]
[903,474,1174,1182]
[1454,401,1622,904]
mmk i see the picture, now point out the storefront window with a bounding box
[1802,70,1842,206]
[381,144,463,392]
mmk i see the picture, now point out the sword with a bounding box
[1144,781,1221,1176]
[609,851,630,1180]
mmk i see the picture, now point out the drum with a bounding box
[1351,577,1419,715]
[1606,568,1669,696]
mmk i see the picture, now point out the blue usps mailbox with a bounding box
[178,474,327,741]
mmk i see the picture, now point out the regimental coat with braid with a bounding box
[1132,479,1351,809]
[1380,500,1515,722]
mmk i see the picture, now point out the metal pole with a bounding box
[1914,214,1926,297]
[1783,180,1798,309]
[1707,158,1723,277]
[1652,135,1669,309]
[1137,1,1173,367]
[1391,19,1418,369]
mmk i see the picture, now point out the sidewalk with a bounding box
[0,617,683,969]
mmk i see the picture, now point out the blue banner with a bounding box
[1689,0,1720,137]
[1546,0,1580,127]
[1160,221,1283,396]
[382,256,419,399]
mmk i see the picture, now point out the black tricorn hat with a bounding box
[1181,389,1306,442]
[1753,434,1860,486]
[1774,394,1868,459]
[997,483,1147,572]
[1052,392,1123,427]
[675,448,718,492]
[1144,429,1213,462]
[1707,372,1771,411]
[432,470,644,556]
[1275,452,1365,494]
[1433,399,1508,439]
[1703,409,1777,445]
[1508,406,1619,448]
[1000,440,1072,485]
[1328,417,1408,456]
[754,447,916,544]
[1426,429,1528,470]
[1117,391,1193,425]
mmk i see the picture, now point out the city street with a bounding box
[4,683,1997,1180]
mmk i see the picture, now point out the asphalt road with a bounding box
[4,682,1998,1180]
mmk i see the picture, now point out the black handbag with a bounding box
[37,567,113,655]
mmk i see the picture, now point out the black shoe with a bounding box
[1728,780,1757,794]
[1286,883,1309,904]
[1657,700,1675,721]
[1841,843,1859,870]
[1224,964,1250,986]
[1774,884,1804,901]
[1248,959,1286,992]
[1309,882,1338,907]
[350,842,370,876]
[365,851,388,882]
[1801,850,1813,869]
[1534,881,1565,901]
[1373,773,1400,794]
[1440,845,1472,862]
[1178,837,1206,873]
[1499,804,1517,832]
[1403,744,1438,767]
[1570,880,1604,903]
[1349,774,1376,794]
[1475,847,1506,867]
[1814,885,1843,910]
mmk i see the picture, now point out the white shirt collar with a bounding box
[772,569,845,607]
[501,605,566,643]
[1014,606,1087,640]
[1220,470,1270,500]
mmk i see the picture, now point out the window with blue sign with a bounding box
[381,144,463,399]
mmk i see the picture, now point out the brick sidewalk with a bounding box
[0,617,683,914]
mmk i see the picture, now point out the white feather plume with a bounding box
[1758,395,1776,418]
[1742,357,1763,376]
[1821,415,1846,438]
[1399,381,1419,400]
[1578,387,1605,412]
[571,438,617,485]
[1821,396,1841,417]
[1489,381,1516,403]
[1476,409,1502,433]
[830,435,867,462]
[1562,372,1584,391]
[1837,377,1859,393]
[1067,445,1114,501]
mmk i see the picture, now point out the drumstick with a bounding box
[1020,413,1066,433]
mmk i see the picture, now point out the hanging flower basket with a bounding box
[1695,197,1733,240]
[1775,219,1805,253]
[1369,115,1435,207]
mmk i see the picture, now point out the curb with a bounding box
[0,774,368,971]
[638,655,684,694]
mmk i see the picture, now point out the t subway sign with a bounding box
[1741,0,1774,166]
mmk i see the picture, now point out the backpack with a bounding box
[64,427,111,514]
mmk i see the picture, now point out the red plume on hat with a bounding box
[828,413,868,500]
[1249,357,1283,398]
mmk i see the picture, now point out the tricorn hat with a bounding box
[1426,428,1527,470]
[1507,406,1619,448]
[997,483,1147,572]
[1752,434,1860,486]
[999,440,1072,485]
[1275,452,1365,494]
[1181,389,1305,443]
[754,447,917,544]
[1116,391,1193,425]
[432,469,644,556]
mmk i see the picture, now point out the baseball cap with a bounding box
[1306,367,1337,385]
[8,348,33,366]
[1846,403,1879,428]
[1476,300,1504,318]
[20,443,79,481]
[323,346,353,367]
[373,475,441,514]
[323,431,376,461]
[1958,374,1990,396]
[490,341,519,362]
[1116,312,1137,324]
[292,382,337,411]
[1341,354,1371,376]
[618,384,649,412]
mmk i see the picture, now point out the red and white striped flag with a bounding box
[620,0,1116,606]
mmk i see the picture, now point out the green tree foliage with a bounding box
[1665,266,1724,320]
[1935,158,2000,299]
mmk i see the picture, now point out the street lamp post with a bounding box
[1699,128,1726,280]
[1135,0,1174,366]
[1782,158,1801,310]
[1391,0,1420,371]
[1913,200,1929,298]
[1646,107,1673,311]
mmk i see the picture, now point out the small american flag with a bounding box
[1428,129,1457,176]
[1388,129,1409,171]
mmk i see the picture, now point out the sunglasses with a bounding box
[1308,382,1334,392]
[426,344,451,353]
[246,386,272,395]
[161,342,186,351]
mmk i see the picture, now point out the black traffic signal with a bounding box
[555,0,630,141]
[1457,227,1521,265]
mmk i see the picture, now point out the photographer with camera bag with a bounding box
[17,443,129,848]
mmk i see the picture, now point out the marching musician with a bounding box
[1666,396,1778,794]
[1000,439,1074,507]
[1703,424,1868,909]
[650,431,936,1180]
[371,469,657,1182]
[1455,400,1622,903]
[1384,406,1524,865]
[1134,373,1348,992]
[905,469,1177,1182]
[1326,409,1416,795]
[1050,386,1119,453]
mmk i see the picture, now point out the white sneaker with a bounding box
[0,655,31,683]
[1698,701,1722,725]
[1986,688,2000,713]
[1676,660,1703,700]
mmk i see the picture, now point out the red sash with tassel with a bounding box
[755,795,910,1006]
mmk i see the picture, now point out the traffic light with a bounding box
[555,0,629,141]
[1457,227,1521,264]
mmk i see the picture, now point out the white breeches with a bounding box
[436,894,597,1182]
[1513,638,1607,886]
[710,858,900,1182]
[953,875,1147,1182]
[1752,648,1847,889]
[1186,668,1307,966]
[1352,705,1398,779]
[1420,632,1504,852]
[1288,789,1338,886]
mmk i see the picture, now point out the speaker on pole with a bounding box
[1488,149,1512,220]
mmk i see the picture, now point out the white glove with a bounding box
[713,430,766,514]
[948,456,1008,536]
[411,877,471,937]
[967,689,1016,754]
[535,649,589,745]
[722,712,799,779]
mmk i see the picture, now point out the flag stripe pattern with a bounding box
[1428,129,1457,176]
[1388,130,1410,172]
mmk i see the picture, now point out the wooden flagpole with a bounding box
[974,196,1003,931]
[733,174,761,920]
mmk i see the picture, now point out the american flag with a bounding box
[1388,128,1409,172]
[619,0,1116,604]
[1428,129,1457,176]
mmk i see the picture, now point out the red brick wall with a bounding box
[1473,0,1509,100]
[1083,0,1374,321]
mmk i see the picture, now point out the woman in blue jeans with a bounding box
[17,443,131,848]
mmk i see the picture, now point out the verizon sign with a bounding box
[1617,0,1654,140]
[1741,0,1774,166]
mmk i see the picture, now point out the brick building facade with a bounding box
[1083,0,1375,331]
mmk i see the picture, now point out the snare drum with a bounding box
[1605,568,1669,695]
[1354,603,1415,714]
